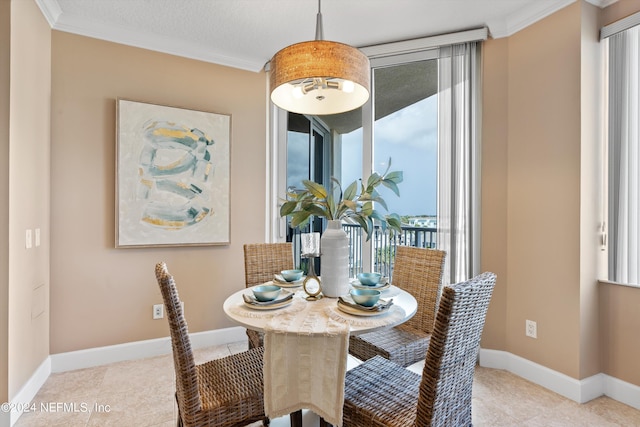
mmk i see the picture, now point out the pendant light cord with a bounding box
[315,0,324,40]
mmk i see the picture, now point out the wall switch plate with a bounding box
[153,304,164,319]
[25,229,32,249]
[526,319,537,338]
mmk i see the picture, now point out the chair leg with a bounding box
[290,410,303,427]
[319,417,333,427]
[175,393,183,427]
[262,416,270,426]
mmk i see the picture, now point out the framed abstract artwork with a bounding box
[116,99,231,247]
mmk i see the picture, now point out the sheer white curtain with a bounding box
[608,25,640,284]
[436,42,481,284]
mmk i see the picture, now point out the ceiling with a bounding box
[35,0,610,74]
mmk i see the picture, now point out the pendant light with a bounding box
[269,0,370,115]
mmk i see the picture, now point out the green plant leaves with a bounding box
[361,201,374,216]
[386,213,403,232]
[366,172,382,190]
[302,180,327,198]
[279,200,298,216]
[343,180,358,201]
[303,203,329,218]
[381,170,403,197]
[290,210,312,228]
[280,158,403,240]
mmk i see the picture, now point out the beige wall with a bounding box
[481,0,640,385]
[596,0,640,386]
[600,0,640,26]
[7,0,51,398]
[50,32,267,353]
[479,37,508,350]
[0,0,10,412]
[599,283,640,385]
[510,2,582,378]
[579,0,602,380]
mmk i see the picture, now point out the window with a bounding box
[270,29,486,283]
[604,15,640,284]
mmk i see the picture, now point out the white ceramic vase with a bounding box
[320,219,350,298]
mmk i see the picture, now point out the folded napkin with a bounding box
[338,296,394,312]
[264,310,349,426]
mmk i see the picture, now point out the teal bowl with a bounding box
[252,284,281,302]
[357,272,382,286]
[350,288,381,307]
[281,269,304,282]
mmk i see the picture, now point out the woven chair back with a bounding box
[243,243,294,287]
[154,262,201,421]
[391,246,446,333]
[416,271,497,426]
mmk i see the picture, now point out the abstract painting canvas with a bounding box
[116,99,230,247]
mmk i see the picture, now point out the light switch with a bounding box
[25,229,32,249]
[35,228,41,247]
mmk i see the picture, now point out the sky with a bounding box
[341,95,438,217]
[286,94,438,218]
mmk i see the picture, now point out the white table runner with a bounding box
[263,303,349,426]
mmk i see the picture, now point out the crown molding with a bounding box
[35,0,617,72]
[34,0,61,27]
[490,0,575,38]
[34,0,264,72]
[585,0,619,8]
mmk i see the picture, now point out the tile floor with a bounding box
[13,341,640,427]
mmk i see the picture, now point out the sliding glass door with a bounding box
[370,58,439,275]
[281,55,438,276]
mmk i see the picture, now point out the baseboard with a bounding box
[8,356,51,427]
[603,371,640,410]
[50,326,246,373]
[479,348,640,410]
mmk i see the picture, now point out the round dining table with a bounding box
[222,283,418,427]
[222,284,417,335]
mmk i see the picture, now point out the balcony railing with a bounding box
[290,223,437,279]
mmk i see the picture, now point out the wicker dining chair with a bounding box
[243,242,294,349]
[155,262,269,427]
[342,271,497,427]
[348,246,446,367]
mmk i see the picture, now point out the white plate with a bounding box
[243,296,293,310]
[244,298,293,310]
[350,278,390,291]
[336,300,391,317]
[273,275,305,287]
[243,289,294,310]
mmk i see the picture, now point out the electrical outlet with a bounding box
[153,304,164,319]
[525,319,537,338]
